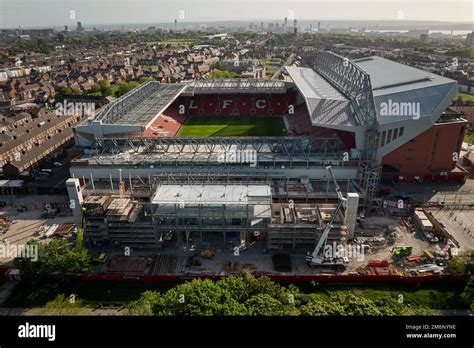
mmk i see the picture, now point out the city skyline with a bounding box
[0,0,473,28]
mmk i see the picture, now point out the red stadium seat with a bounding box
[172,91,297,117]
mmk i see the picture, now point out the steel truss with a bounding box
[152,172,276,185]
[96,82,185,125]
[312,51,377,128]
[91,137,346,165]
[313,51,380,207]
[183,78,290,95]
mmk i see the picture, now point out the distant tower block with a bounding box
[344,192,359,240]
[66,178,84,226]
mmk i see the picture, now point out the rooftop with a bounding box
[285,66,357,127]
[95,82,186,126]
[183,78,291,94]
[353,56,458,124]
[353,56,455,95]
[151,184,271,206]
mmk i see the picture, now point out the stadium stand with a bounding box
[172,92,297,117]
[143,108,187,138]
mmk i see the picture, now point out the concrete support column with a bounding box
[344,192,359,240]
[66,178,84,226]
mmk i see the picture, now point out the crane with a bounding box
[325,165,346,207]
[306,166,348,268]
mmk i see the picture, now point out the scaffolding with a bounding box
[91,136,346,165]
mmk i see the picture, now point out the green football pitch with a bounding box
[176,116,287,137]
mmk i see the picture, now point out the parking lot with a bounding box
[427,207,474,252]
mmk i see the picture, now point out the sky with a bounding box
[0,0,473,28]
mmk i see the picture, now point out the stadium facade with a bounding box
[67,52,467,249]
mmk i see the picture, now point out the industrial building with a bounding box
[67,52,466,252]
[67,178,349,251]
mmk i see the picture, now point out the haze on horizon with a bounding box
[0,0,473,29]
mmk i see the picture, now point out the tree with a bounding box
[101,86,113,96]
[140,77,155,83]
[90,83,101,94]
[72,88,82,95]
[126,291,161,316]
[448,251,474,276]
[54,86,73,103]
[97,79,110,89]
[14,240,90,286]
[38,294,83,315]
[209,69,238,79]
[127,271,294,316]
[152,279,248,316]
[448,252,474,309]
[244,294,284,315]
[328,292,388,316]
[117,81,140,96]
[300,297,346,316]
[98,80,112,96]
[129,81,140,89]
[124,271,455,316]
[118,82,132,96]
[36,38,51,54]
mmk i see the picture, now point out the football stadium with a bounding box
[68,52,467,255]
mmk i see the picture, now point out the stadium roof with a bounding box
[183,78,291,94]
[353,56,453,93]
[95,82,186,127]
[285,66,358,128]
[353,56,458,124]
[151,184,271,206]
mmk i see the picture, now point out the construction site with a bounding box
[64,166,469,280]
[56,51,472,281]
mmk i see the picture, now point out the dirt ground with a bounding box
[346,215,442,272]
[0,194,73,263]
